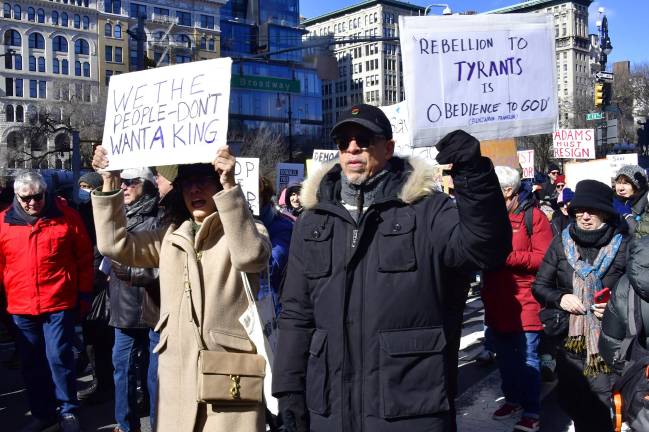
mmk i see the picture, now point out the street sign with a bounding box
[586,112,604,121]
[596,71,614,82]
[231,75,301,94]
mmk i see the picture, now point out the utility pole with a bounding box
[127,14,146,71]
[595,9,613,153]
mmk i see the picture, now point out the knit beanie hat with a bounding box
[558,187,574,205]
[555,174,566,185]
[155,165,178,183]
[569,180,615,216]
[78,172,103,189]
[615,165,647,191]
[547,162,560,173]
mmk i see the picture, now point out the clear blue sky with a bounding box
[300,0,647,68]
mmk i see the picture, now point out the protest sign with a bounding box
[552,129,595,159]
[480,139,519,168]
[607,153,639,178]
[234,157,259,216]
[380,101,438,164]
[276,163,304,194]
[309,149,339,174]
[399,14,558,146]
[564,159,612,190]
[102,58,232,170]
[518,150,535,178]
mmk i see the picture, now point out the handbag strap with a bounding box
[184,262,207,351]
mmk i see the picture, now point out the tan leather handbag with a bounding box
[184,265,266,404]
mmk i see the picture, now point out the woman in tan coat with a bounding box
[91,146,271,432]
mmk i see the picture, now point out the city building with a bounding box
[486,0,595,127]
[0,0,100,173]
[222,0,323,158]
[302,0,425,134]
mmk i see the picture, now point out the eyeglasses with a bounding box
[333,133,384,152]
[179,175,217,190]
[549,170,559,175]
[121,178,142,188]
[18,192,44,203]
[573,208,598,218]
[556,184,565,189]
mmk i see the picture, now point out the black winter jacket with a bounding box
[272,155,512,432]
[532,223,628,311]
[599,238,649,372]
[108,194,162,329]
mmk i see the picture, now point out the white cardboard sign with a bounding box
[310,149,339,173]
[102,58,232,170]
[564,159,612,190]
[380,101,438,165]
[607,154,639,179]
[552,129,595,159]
[276,163,304,194]
[399,14,558,146]
[234,157,259,216]
[517,150,535,178]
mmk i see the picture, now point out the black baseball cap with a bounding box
[331,104,393,140]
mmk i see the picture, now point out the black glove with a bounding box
[435,130,481,168]
[278,392,308,432]
[112,262,131,281]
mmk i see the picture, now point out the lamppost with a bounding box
[424,3,452,15]
[276,93,293,162]
[595,7,613,153]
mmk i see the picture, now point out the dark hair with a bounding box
[259,176,275,209]
[162,187,191,226]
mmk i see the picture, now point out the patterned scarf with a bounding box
[562,226,622,376]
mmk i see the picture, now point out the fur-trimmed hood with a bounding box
[300,156,440,210]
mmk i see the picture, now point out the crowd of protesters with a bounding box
[1,103,649,432]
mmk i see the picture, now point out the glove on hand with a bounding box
[278,392,309,432]
[112,262,131,281]
[435,130,481,167]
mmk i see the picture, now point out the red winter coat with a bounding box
[482,203,553,332]
[0,197,93,315]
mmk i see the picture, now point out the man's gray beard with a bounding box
[346,172,369,185]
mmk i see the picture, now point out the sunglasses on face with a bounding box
[18,192,44,203]
[550,171,559,175]
[179,175,218,190]
[333,133,383,151]
[556,184,565,189]
[121,178,142,187]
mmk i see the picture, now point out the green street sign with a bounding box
[586,112,604,121]
[231,75,301,94]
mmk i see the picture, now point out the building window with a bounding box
[5,78,13,96]
[3,3,9,18]
[73,14,80,28]
[16,105,23,121]
[14,53,21,70]
[27,6,34,21]
[175,53,191,63]
[83,62,90,77]
[53,58,59,74]
[75,61,81,76]
[4,29,21,46]
[200,15,214,29]
[208,38,214,51]
[29,79,37,98]
[200,37,206,49]
[53,36,68,52]
[75,39,90,55]
[52,11,58,25]
[29,32,45,49]
[38,56,45,72]
[6,105,13,121]
[130,3,146,18]
[39,80,46,98]
[176,34,191,48]
[115,47,122,63]
[62,59,69,74]
[105,0,121,14]
[29,55,36,71]
[13,4,19,20]
[61,12,68,27]
[176,11,191,26]
[105,23,112,36]
[82,16,89,30]
[114,24,122,38]
[106,70,113,86]
[154,7,169,17]
[37,8,44,23]
[105,45,113,62]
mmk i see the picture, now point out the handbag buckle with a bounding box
[229,375,241,399]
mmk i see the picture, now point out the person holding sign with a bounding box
[90,145,271,432]
[272,104,512,432]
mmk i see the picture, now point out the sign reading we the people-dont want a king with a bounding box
[399,14,558,147]
[102,58,232,171]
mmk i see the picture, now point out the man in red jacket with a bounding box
[481,166,553,432]
[0,170,93,432]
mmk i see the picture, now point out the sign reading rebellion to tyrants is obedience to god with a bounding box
[399,14,558,147]
[102,58,232,170]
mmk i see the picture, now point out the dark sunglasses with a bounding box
[18,192,44,203]
[121,178,142,187]
[179,175,218,190]
[333,133,383,151]
[556,184,565,189]
[549,170,559,175]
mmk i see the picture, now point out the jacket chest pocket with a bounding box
[377,213,417,272]
[46,225,70,258]
[379,327,448,418]
[302,222,333,279]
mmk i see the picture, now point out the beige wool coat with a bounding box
[92,185,271,432]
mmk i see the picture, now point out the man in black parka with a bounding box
[272,104,512,432]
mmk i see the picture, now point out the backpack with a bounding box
[611,288,649,432]
[524,206,534,238]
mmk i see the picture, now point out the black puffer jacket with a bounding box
[108,194,162,329]
[533,223,628,310]
[600,237,649,372]
[272,153,511,432]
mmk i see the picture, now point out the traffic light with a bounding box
[594,82,604,108]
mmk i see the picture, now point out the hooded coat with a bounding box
[599,238,649,372]
[92,185,271,432]
[272,156,512,432]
